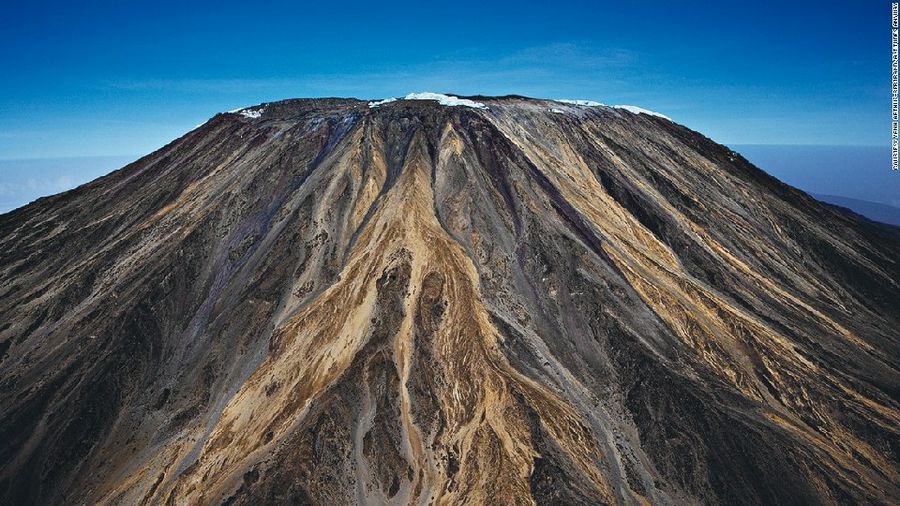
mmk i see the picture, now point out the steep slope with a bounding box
[0,96,898,505]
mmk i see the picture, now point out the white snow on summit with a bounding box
[557,99,605,107]
[555,99,671,120]
[403,92,487,109]
[367,93,487,109]
[368,97,397,108]
[226,106,265,118]
[614,105,670,120]
[239,108,264,119]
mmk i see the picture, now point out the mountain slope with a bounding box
[0,96,898,505]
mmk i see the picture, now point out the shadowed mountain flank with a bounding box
[0,96,898,505]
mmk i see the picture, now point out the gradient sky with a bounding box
[0,0,889,160]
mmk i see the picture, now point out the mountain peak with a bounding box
[1,93,897,504]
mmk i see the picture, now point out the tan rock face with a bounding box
[0,97,898,505]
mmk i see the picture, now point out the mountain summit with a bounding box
[1,95,898,504]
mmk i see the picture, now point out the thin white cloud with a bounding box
[98,42,644,101]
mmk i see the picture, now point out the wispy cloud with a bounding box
[99,42,645,101]
[497,43,637,68]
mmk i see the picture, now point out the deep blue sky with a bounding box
[0,0,889,159]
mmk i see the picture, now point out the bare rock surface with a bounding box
[0,96,898,505]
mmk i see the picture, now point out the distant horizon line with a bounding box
[728,143,888,148]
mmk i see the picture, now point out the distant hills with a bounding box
[813,193,900,226]
[731,144,898,226]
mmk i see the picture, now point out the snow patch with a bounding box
[555,99,672,120]
[368,97,397,108]
[367,93,485,109]
[550,108,566,114]
[239,108,264,119]
[226,106,265,118]
[614,105,670,120]
[403,92,487,109]
[557,99,605,107]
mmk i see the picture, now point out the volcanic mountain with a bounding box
[0,94,898,505]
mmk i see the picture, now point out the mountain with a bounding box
[812,193,900,227]
[0,95,898,505]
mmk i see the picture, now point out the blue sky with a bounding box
[0,0,889,160]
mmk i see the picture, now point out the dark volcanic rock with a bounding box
[0,95,898,505]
